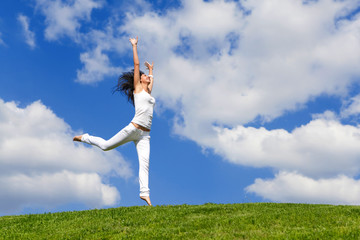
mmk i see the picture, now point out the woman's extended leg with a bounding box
[76,123,137,151]
[135,133,151,206]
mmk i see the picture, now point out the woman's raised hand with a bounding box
[129,36,138,46]
[145,61,154,70]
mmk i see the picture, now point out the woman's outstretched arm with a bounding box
[130,37,142,92]
[145,61,154,93]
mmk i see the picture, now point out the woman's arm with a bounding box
[145,61,154,93]
[130,37,142,91]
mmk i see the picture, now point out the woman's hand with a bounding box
[129,36,138,46]
[145,61,154,70]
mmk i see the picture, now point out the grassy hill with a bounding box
[1,203,360,239]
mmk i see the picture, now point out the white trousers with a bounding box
[81,123,150,197]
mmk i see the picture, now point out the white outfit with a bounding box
[81,89,155,197]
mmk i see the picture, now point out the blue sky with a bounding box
[1,0,360,216]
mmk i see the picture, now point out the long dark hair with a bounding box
[113,69,144,105]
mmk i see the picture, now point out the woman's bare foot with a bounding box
[73,135,82,142]
[140,196,152,206]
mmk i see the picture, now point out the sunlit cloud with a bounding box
[247,172,360,205]
[0,99,132,214]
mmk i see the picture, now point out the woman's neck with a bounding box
[141,83,150,93]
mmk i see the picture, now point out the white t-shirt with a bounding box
[131,90,156,130]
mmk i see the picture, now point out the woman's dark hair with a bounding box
[113,69,144,105]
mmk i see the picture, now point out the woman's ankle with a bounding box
[140,196,152,206]
[73,135,82,142]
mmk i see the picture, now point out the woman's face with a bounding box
[140,74,151,83]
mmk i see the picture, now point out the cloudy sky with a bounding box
[1,0,360,216]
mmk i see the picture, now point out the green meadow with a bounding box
[1,203,360,239]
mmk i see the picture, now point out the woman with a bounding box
[73,36,155,206]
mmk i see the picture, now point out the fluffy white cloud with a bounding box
[117,0,360,133]
[0,171,119,213]
[0,99,132,214]
[35,0,103,41]
[76,46,121,84]
[76,27,127,83]
[207,114,360,178]
[246,172,360,205]
[17,14,36,49]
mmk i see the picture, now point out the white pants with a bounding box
[81,123,150,197]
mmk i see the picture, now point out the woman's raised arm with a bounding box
[130,37,141,91]
[145,61,154,93]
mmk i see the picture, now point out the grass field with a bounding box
[1,203,360,239]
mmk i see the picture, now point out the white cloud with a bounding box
[76,46,121,84]
[35,0,104,41]
[76,27,127,83]
[204,115,360,179]
[17,14,36,49]
[0,99,132,214]
[246,172,360,205]
[0,171,119,213]
[117,0,360,132]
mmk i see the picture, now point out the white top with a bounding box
[131,90,156,130]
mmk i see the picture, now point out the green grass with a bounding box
[1,203,360,239]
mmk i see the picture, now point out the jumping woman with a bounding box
[73,36,155,206]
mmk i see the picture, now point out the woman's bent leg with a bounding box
[81,124,136,151]
[135,135,151,197]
